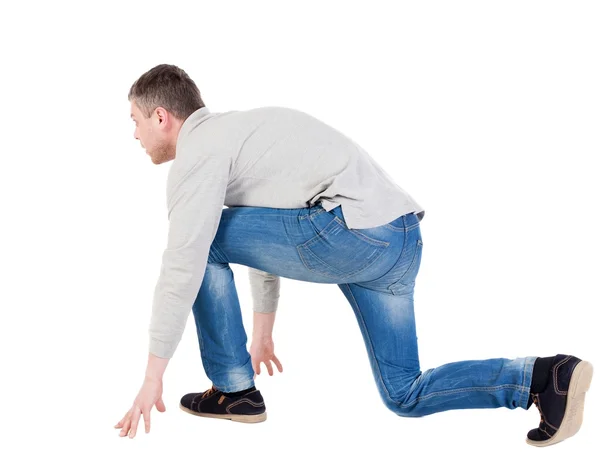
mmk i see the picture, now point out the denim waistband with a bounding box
[325,204,421,230]
[329,205,344,221]
[401,211,421,229]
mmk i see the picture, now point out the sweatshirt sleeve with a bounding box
[148,136,231,359]
[248,267,280,314]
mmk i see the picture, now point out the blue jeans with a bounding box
[191,203,536,416]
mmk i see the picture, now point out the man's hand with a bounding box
[114,376,166,438]
[250,337,283,377]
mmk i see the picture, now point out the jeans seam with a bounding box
[400,384,530,408]
[298,242,388,280]
[520,356,536,408]
[309,209,328,219]
[298,207,327,220]
[378,225,410,293]
[332,217,390,247]
[343,283,395,404]
[383,224,406,232]
[390,238,422,293]
[301,217,338,248]
[222,213,298,220]
[382,218,421,232]
[297,244,344,278]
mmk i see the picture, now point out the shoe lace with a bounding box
[532,394,545,425]
[201,386,218,399]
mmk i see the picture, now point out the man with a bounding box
[115,64,593,447]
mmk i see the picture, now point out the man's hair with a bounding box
[128,64,205,121]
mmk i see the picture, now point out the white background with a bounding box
[1,1,598,464]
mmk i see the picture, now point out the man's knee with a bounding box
[381,396,425,418]
[378,374,426,418]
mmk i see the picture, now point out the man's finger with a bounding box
[156,397,166,412]
[142,407,151,434]
[256,362,261,375]
[119,417,131,437]
[119,410,133,436]
[266,360,274,376]
[273,355,283,373]
[129,407,142,438]
[115,409,132,429]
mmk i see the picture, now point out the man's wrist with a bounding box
[251,332,273,343]
[144,352,169,381]
[144,373,162,383]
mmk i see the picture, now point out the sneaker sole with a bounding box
[526,360,594,447]
[179,403,267,423]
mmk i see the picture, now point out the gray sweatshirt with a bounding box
[150,106,424,358]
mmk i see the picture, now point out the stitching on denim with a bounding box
[296,244,341,278]
[296,216,389,279]
[309,209,328,219]
[401,384,528,408]
[383,219,420,233]
[296,244,315,273]
[297,240,388,280]
[370,228,410,294]
[298,243,357,279]
[382,214,409,232]
[519,361,526,407]
[321,208,394,247]
[382,223,406,232]
[521,357,534,407]
[301,209,390,249]
[303,247,339,276]
[332,217,390,247]
[343,284,394,404]
[301,217,338,248]
[222,213,298,219]
[298,207,327,220]
[526,357,535,405]
[540,426,553,439]
[392,238,422,291]
[553,356,571,395]
[387,227,411,294]
[303,212,391,248]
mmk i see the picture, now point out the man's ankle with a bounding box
[527,356,554,408]
[222,386,256,398]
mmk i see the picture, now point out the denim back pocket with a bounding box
[388,237,423,295]
[297,215,390,280]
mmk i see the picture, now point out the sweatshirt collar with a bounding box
[176,106,212,145]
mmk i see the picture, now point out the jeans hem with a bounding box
[519,356,537,409]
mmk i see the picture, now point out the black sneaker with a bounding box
[527,354,593,447]
[180,386,267,423]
